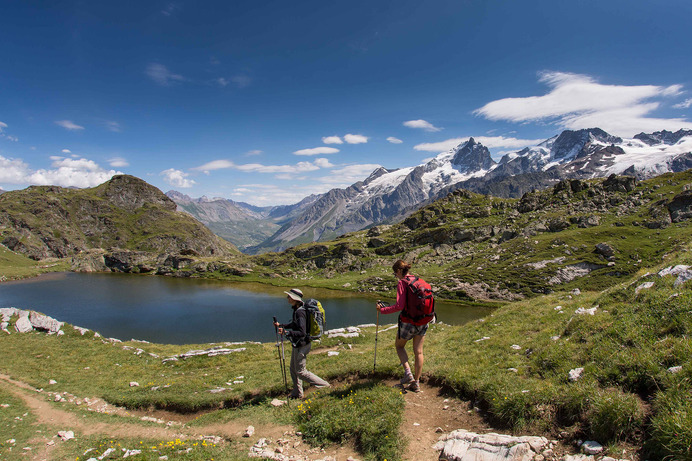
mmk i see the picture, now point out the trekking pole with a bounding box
[273,317,289,394]
[373,301,381,374]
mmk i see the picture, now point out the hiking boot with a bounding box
[407,380,420,393]
[288,392,304,400]
[400,373,415,385]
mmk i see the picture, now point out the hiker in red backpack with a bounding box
[376,260,435,393]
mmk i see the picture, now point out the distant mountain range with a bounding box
[168,128,692,254]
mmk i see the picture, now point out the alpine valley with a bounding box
[167,128,692,253]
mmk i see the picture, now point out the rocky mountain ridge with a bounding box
[173,127,692,254]
[0,175,236,265]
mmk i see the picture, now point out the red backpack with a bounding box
[402,275,436,326]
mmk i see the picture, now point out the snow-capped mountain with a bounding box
[174,127,692,254]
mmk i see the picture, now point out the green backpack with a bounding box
[303,298,326,340]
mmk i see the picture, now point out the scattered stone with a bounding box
[244,426,255,437]
[435,427,445,433]
[508,368,518,373]
[511,345,521,350]
[57,430,74,441]
[202,435,223,445]
[123,449,142,458]
[595,243,616,258]
[436,430,549,461]
[29,311,64,334]
[551,336,561,341]
[668,366,683,374]
[554,305,563,311]
[571,288,581,296]
[581,441,603,455]
[568,368,584,382]
[474,336,491,342]
[14,313,33,333]
[575,307,597,316]
[327,351,340,356]
[270,399,287,407]
[129,382,139,387]
[49,379,57,385]
[635,282,655,293]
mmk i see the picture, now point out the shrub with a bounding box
[648,386,692,461]
[587,388,645,442]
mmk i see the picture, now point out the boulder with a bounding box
[668,190,692,222]
[436,430,548,461]
[595,243,615,258]
[29,312,63,334]
[14,312,33,333]
[603,174,636,192]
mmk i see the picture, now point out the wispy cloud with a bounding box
[55,120,85,131]
[61,149,71,154]
[344,133,368,144]
[191,157,334,175]
[387,137,403,144]
[319,163,381,185]
[231,74,252,88]
[403,119,441,132]
[414,136,545,153]
[245,149,263,156]
[0,121,18,141]
[674,98,692,109]
[161,168,195,188]
[109,157,129,168]
[191,160,236,174]
[161,2,182,16]
[0,122,6,132]
[322,136,343,144]
[0,154,121,188]
[146,63,185,86]
[105,121,121,132]
[475,71,692,136]
[293,147,340,156]
[215,77,229,87]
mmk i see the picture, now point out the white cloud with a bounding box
[322,136,343,144]
[62,149,72,154]
[216,77,229,87]
[191,160,236,174]
[403,119,441,132]
[344,133,368,144]
[146,63,185,86]
[192,157,332,175]
[293,147,340,156]
[0,122,17,141]
[475,71,692,137]
[387,137,403,144]
[245,150,263,156]
[109,157,129,167]
[55,120,85,131]
[674,98,692,109]
[313,158,334,168]
[0,121,7,131]
[5,135,18,142]
[0,155,121,188]
[319,163,382,185]
[161,168,196,188]
[0,155,31,183]
[414,136,545,152]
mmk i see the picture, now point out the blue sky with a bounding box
[1,0,691,205]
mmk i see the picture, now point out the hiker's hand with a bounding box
[376,301,384,311]
[274,321,280,327]
[278,327,284,335]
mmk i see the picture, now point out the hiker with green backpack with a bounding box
[376,260,435,393]
[274,288,330,399]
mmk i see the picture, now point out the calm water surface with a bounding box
[0,272,492,344]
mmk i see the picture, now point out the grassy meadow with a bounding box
[1,243,691,460]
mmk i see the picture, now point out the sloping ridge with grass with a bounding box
[0,174,238,261]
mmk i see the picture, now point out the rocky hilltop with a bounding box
[0,175,237,266]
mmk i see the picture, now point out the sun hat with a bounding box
[284,288,304,302]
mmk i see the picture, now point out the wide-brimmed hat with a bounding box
[284,288,304,302]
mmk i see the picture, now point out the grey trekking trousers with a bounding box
[290,342,329,397]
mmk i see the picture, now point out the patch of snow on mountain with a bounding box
[600,136,692,176]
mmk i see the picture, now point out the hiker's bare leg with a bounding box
[395,337,411,373]
[412,335,425,381]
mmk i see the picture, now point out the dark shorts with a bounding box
[397,321,429,340]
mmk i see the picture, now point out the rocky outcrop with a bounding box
[436,430,549,461]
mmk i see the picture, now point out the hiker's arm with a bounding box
[379,280,407,314]
[285,309,307,339]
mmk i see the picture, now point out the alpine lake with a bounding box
[0,272,492,344]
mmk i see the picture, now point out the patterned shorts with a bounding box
[397,320,429,340]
